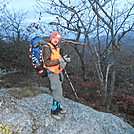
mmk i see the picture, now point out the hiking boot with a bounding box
[58,107,67,114]
[51,99,61,120]
[51,110,61,120]
[56,100,67,114]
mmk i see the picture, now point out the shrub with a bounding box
[0,122,20,134]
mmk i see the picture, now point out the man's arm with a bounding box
[42,46,60,67]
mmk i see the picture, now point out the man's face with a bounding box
[51,37,59,45]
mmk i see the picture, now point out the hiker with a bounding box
[42,31,70,120]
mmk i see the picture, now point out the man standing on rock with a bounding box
[42,31,70,120]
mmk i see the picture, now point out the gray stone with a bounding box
[0,90,134,134]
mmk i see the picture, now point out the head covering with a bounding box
[50,31,61,42]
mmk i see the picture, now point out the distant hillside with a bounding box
[79,31,134,46]
[121,31,134,46]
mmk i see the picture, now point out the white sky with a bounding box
[6,0,54,24]
[6,0,134,22]
[6,0,37,22]
[3,0,134,38]
[6,0,35,11]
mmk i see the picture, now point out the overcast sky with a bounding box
[6,0,55,25]
[6,0,134,22]
[4,0,134,38]
[6,0,38,22]
[7,0,35,11]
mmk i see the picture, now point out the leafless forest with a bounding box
[0,0,134,127]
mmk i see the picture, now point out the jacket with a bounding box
[42,42,64,74]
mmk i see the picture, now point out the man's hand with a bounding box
[62,55,71,62]
[59,55,70,68]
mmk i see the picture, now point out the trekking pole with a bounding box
[64,69,79,100]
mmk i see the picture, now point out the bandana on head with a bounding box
[50,31,61,42]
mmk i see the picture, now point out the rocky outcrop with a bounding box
[0,89,134,134]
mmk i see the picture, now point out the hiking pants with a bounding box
[48,72,64,102]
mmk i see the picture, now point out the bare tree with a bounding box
[35,0,97,44]
[0,0,9,11]
[35,0,97,80]
[35,0,134,110]
[0,9,28,44]
[88,0,134,110]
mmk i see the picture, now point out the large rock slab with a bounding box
[0,89,134,134]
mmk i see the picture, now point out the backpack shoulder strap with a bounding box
[46,42,52,47]
[42,42,52,53]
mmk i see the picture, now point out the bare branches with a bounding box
[88,0,112,30]
[115,3,134,36]
[117,22,134,44]
[93,45,104,88]
[0,0,9,11]
[0,9,28,43]
[35,0,134,110]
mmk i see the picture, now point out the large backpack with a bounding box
[29,36,48,77]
